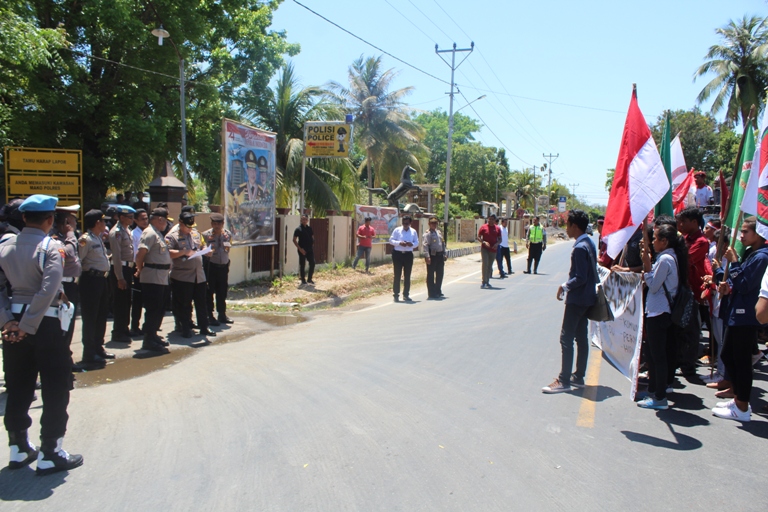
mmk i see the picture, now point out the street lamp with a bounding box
[152,25,188,193]
[445,94,485,233]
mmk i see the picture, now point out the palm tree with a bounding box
[242,62,358,213]
[509,169,540,211]
[327,55,428,204]
[694,15,768,128]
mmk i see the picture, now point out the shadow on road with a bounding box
[0,465,67,501]
[577,384,621,402]
[621,409,708,451]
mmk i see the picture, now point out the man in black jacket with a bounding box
[543,210,598,394]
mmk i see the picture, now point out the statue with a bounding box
[367,165,421,208]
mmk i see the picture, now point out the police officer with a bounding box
[108,205,136,343]
[0,194,83,475]
[233,150,260,203]
[52,206,82,349]
[78,209,113,366]
[203,213,234,326]
[135,208,172,353]
[130,208,149,337]
[524,216,547,274]
[422,216,447,299]
[0,198,25,238]
[166,212,216,338]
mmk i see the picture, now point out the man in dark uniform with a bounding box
[52,206,82,351]
[0,194,83,475]
[78,209,113,366]
[293,214,315,285]
[166,212,216,338]
[203,213,234,326]
[135,208,172,353]
[108,205,136,343]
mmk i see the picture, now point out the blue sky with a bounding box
[271,0,767,206]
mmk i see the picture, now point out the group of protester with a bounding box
[540,199,768,424]
[0,194,236,475]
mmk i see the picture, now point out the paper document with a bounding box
[188,246,213,260]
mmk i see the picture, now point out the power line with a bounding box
[406,0,455,41]
[430,0,473,40]
[292,0,449,85]
[383,0,436,44]
[460,91,532,166]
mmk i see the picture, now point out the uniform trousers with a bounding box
[426,252,445,298]
[721,325,758,403]
[527,243,543,273]
[141,283,168,340]
[131,275,144,332]
[79,272,108,359]
[171,279,209,331]
[205,261,229,319]
[110,264,133,336]
[3,315,71,439]
[392,251,414,298]
[62,281,79,347]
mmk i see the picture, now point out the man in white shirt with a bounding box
[129,209,149,337]
[388,215,419,302]
[496,218,515,277]
[694,171,714,208]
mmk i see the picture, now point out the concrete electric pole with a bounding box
[543,153,559,208]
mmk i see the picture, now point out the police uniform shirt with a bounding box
[0,227,64,334]
[528,224,544,244]
[78,230,110,272]
[422,229,445,256]
[52,229,82,278]
[166,228,206,283]
[202,228,232,265]
[139,226,172,285]
[109,222,135,279]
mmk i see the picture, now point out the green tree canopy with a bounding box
[412,109,481,183]
[1,0,297,207]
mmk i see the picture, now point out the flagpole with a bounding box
[716,105,756,260]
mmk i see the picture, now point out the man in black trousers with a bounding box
[542,210,597,393]
[293,214,315,285]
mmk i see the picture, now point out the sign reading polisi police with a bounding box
[303,122,353,158]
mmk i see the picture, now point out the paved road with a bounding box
[2,236,767,511]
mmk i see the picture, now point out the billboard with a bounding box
[221,119,277,246]
[354,204,399,243]
[304,122,352,158]
[4,147,83,222]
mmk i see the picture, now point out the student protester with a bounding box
[542,210,598,393]
[352,217,375,273]
[711,217,768,422]
[477,215,500,288]
[637,224,688,410]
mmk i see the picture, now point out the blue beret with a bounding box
[19,194,58,212]
[116,205,136,214]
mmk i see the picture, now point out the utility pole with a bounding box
[543,153,559,208]
[569,183,579,198]
[532,165,538,216]
[436,42,473,241]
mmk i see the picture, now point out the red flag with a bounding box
[718,169,729,220]
[672,169,694,214]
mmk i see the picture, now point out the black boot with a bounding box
[36,437,83,476]
[8,430,38,470]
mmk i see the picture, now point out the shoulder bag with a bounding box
[586,243,614,322]
[661,255,695,328]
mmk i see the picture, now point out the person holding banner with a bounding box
[542,210,597,394]
[637,224,688,410]
[711,217,768,422]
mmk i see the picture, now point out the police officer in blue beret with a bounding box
[0,194,84,475]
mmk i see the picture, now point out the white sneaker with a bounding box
[712,401,751,422]
[701,374,724,384]
[715,398,735,408]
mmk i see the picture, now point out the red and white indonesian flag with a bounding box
[602,88,669,259]
[754,107,768,239]
[670,135,688,189]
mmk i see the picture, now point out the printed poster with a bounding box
[354,205,399,243]
[221,119,277,246]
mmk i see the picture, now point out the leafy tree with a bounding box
[327,55,428,203]
[605,169,615,192]
[242,62,358,213]
[413,109,481,183]
[1,1,297,207]
[508,168,542,211]
[694,15,768,128]
[441,143,508,211]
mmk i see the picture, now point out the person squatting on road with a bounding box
[636,224,688,410]
[422,216,446,299]
[477,214,500,288]
[389,215,419,302]
[1,194,84,475]
[542,210,597,394]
